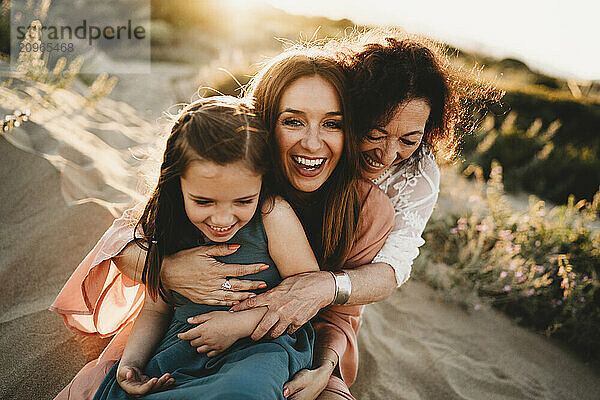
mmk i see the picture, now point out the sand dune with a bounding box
[1,73,599,400]
[353,281,600,399]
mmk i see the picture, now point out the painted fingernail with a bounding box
[258,283,267,289]
[232,301,239,305]
[260,264,270,271]
[283,387,289,397]
[187,317,193,323]
[249,293,257,298]
[229,244,240,250]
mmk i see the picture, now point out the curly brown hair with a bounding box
[330,29,502,161]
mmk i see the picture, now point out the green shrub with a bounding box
[416,161,600,361]
[463,111,600,203]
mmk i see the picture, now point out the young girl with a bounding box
[92,96,318,399]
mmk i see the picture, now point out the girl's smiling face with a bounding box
[181,159,262,242]
[360,99,430,180]
[275,75,344,193]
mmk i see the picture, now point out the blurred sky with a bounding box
[257,0,599,80]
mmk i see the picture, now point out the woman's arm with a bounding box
[282,346,338,399]
[116,292,174,395]
[337,262,397,304]
[112,240,270,306]
[111,240,145,282]
[230,182,396,338]
[372,148,440,287]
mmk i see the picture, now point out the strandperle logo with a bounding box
[10,0,151,74]
[15,20,147,46]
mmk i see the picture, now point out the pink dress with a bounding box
[315,180,394,399]
[50,205,146,400]
[50,181,394,400]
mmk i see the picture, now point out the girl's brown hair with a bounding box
[244,48,361,269]
[135,96,272,302]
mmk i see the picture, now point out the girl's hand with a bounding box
[161,244,269,306]
[178,311,246,357]
[283,364,333,399]
[229,271,335,340]
[116,365,174,396]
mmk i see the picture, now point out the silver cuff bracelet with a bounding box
[329,271,352,305]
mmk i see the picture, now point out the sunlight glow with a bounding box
[257,0,600,80]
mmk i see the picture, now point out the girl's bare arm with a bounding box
[115,291,175,394]
[119,292,172,370]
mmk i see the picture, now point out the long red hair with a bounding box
[244,49,361,268]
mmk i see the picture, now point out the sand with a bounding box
[354,281,600,399]
[1,69,599,400]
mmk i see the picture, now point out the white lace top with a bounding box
[372,146,440,287]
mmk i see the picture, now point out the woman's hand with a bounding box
[116,365,174,396]
[177,311,247,357]
[161,244,269,306]
[283,362,335,399]
[229,271,335,340]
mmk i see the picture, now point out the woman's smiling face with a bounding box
[275,75,344,193]
[360,99,430,180]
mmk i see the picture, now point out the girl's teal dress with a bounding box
[92,209,314,400]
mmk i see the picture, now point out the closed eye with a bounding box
[366,134,385,141]
[236,199,255,205]
[194,199,213,205]
[400,138,417,145]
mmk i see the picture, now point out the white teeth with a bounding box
[363,153,385,168]
[292,156,325,169]
[209,223,234,232]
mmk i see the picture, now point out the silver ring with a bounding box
[221,279,232,290]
